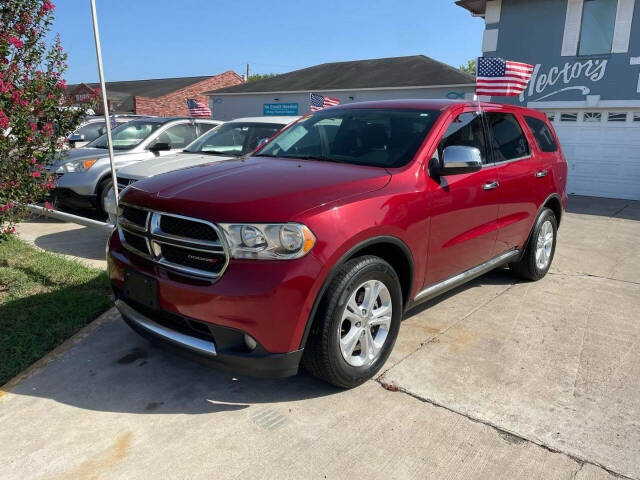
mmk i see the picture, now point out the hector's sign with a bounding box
[520,59,608,102]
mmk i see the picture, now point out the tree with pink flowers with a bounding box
[1,0,93,238]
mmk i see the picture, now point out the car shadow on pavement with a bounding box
[5,269,519,416]
[5,287,340,415]
[566,195,640,221]
[32,225,110,261]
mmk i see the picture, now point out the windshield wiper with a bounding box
[280,154,340,163]
[199,151,240,156]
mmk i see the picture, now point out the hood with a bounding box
[122,156,391,223]
[51,146,117,166]
[118,152,234,181]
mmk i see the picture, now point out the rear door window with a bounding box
[156,123,198,149]
[75,122,106,142]
[524,116,558,153]
[438,112,488,163]
[486,112,530,162]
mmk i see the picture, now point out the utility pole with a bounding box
[245,63,250,82]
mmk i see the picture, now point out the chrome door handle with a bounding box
[482,181,499,190]
[535,170,548,178]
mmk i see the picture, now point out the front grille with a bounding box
[117,203,229,279]
[160,215,218,241]
[122,230,149,255]
[160,244,224,273]
[121,205,148,228]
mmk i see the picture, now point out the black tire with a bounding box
[302,255,403,388]
[509,208,557,281]
[96,177,113,218]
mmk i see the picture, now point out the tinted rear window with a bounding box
[486,112,530,162]
[525,116,558,153]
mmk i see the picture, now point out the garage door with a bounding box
[547,111,640,200]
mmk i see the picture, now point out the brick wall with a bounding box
[134,71,243,117]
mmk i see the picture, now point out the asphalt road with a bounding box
[3,195,640,479]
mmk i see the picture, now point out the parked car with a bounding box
[50,117,220,215]
[105,116,299,221]
[107,100,567,388]
[67,115,150,149]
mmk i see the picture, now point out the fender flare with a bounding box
[519,193,563,260]
[299,235,414,349]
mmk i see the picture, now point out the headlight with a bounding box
[55,158,98,173]
[219,223,315,260]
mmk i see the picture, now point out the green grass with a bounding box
[0,237,112,385]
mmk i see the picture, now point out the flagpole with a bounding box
[474,58,483,118]
[89,0,118,209]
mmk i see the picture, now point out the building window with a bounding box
[583,112,602,122]
[634,112,640,122]
[560,112,578,122]
[607,112,628,122]
[578,0,618,56]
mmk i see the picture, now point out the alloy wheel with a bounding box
[535,219,554,270]
[338,280,392,367]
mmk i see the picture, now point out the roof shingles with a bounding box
[205,55,474,95]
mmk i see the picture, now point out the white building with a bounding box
[203,55,476,121]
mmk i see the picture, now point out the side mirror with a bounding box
[68,133,85,143]
[149,142,171,152]
[431,146,483,176]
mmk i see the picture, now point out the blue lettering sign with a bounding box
[263,103,298,116]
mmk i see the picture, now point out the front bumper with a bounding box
[107,229,325,375]
[115,298,303,377]
[52,187,97,209]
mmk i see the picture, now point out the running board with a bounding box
[414,249,520,303]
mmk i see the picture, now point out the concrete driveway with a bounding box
[3,196,639,479]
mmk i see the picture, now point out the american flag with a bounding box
[186,98,212,117]
[310,93,340,112]
[476,57,534,96]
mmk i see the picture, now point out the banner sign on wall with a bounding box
[263,103,298,115]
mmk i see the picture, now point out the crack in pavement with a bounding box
[375,379,635,480]
[548,271,640,286]
[569,463,585,480]
[374,268,637,480]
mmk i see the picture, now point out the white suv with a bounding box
[105,116,298,220]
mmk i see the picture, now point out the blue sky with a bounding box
[52,0,484,84]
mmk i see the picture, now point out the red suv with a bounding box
[107,100,567,388]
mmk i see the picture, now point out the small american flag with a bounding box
[476,57,534,96]
[310,93,340,112]
[186,98,212,117]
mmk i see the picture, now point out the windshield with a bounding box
[87,120,162,150]
[256,108,440,168]
[184,122,285,156]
